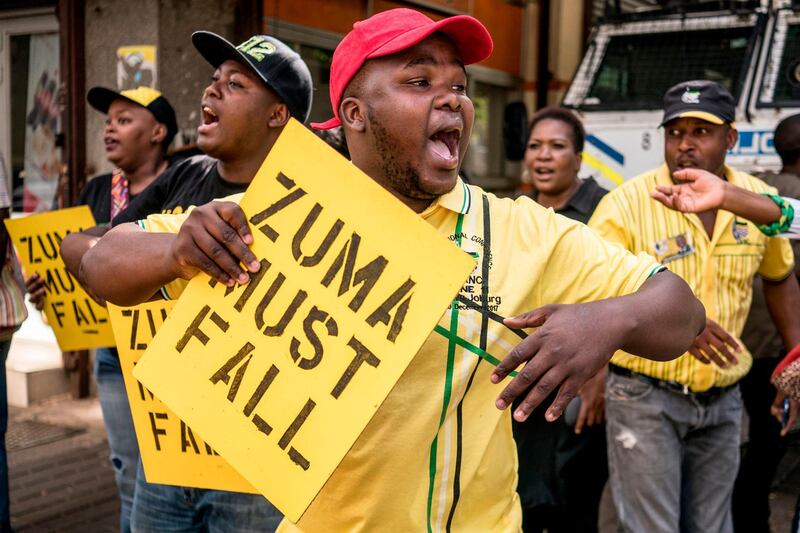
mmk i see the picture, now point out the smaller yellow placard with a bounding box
[5,206,115,351]
[108,301,256,492]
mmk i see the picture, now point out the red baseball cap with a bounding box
[312,8,493,130]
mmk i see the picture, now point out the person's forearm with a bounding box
[610,271,705,360]
[763,275,800,349]
[80,224,180,306]
[721,182,781,224]
[61,226,109,281]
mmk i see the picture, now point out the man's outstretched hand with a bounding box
[492,301,623,423]
[650,168,726,213]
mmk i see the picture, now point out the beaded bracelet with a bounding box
[756,194,794,236]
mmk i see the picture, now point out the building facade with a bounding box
[0,0,588,400]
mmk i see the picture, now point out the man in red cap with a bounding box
[79,9,704,531]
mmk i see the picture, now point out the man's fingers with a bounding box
[591,405,605,426]
[705,322,740,366]
[707,321,742,352]
[491,332,544,386]
[575,399,589,435]
[207,203,259,272]
[543,380,580,422]
[705,348,731,369]
[179,236,233,286]
[503,306,553,329]
[26,275,46,294]
[494,336,548,409]
[510,366,566,422]
[689,346,711,365]
[704,336,736,367]
[673,169,701,183]
[191,230,251,286]
[695,336,730,367]
[649,189,675,208]
[215,202,259,270]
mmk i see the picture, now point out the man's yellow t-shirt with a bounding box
[589,164,794,391]
[140,180,661,532]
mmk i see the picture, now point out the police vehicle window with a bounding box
[583,26,753,110]
[761,23,800,106]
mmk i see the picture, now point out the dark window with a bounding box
[581,26,754,110]
[764,24,800,105]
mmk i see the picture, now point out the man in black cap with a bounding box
[61,31,312,532]
[589,80,800,532]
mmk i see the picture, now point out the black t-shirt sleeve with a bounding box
[78,174,113,224]
[110,156,226,226]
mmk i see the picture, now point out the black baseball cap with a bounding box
[660,80,736,127]
[87,86,178,146]
[192,31,313,123]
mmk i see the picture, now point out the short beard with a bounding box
[368,109,435,201]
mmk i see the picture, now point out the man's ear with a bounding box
[726,126,738,151]
[151,123,167,145]
[340,97,366,133]
[268,103,290,128]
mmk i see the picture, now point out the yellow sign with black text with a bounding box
[133,119,475,521]
[5,206,115,350]
[108,301,256,492]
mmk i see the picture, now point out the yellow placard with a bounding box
[133,119,475,521]
[5,206,115,350]
[108,300,257,492]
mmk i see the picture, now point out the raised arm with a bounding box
[79,201,261,306]
[492,271,705,424]
[651,168,782,224]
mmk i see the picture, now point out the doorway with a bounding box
[0,9,60,214]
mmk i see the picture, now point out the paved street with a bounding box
[7,396,800,532]
[8,398,117,532]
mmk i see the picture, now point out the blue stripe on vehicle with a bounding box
[586,134,625,166]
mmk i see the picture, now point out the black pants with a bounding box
[514,391,607,533]
[732,357,788,533]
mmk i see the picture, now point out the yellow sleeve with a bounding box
[758,235,795,281]
[536,208,662,305]
[139,212,190,234]
[137,213,190,300]
[587,192,632,248]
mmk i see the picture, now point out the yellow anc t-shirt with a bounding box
[589,164,794,392]
[140,179,661,532]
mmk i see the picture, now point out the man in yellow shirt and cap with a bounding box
[590,80,800,533]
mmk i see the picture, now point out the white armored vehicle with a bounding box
[564,0,800,188]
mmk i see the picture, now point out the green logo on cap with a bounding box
[237,36,276,62]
